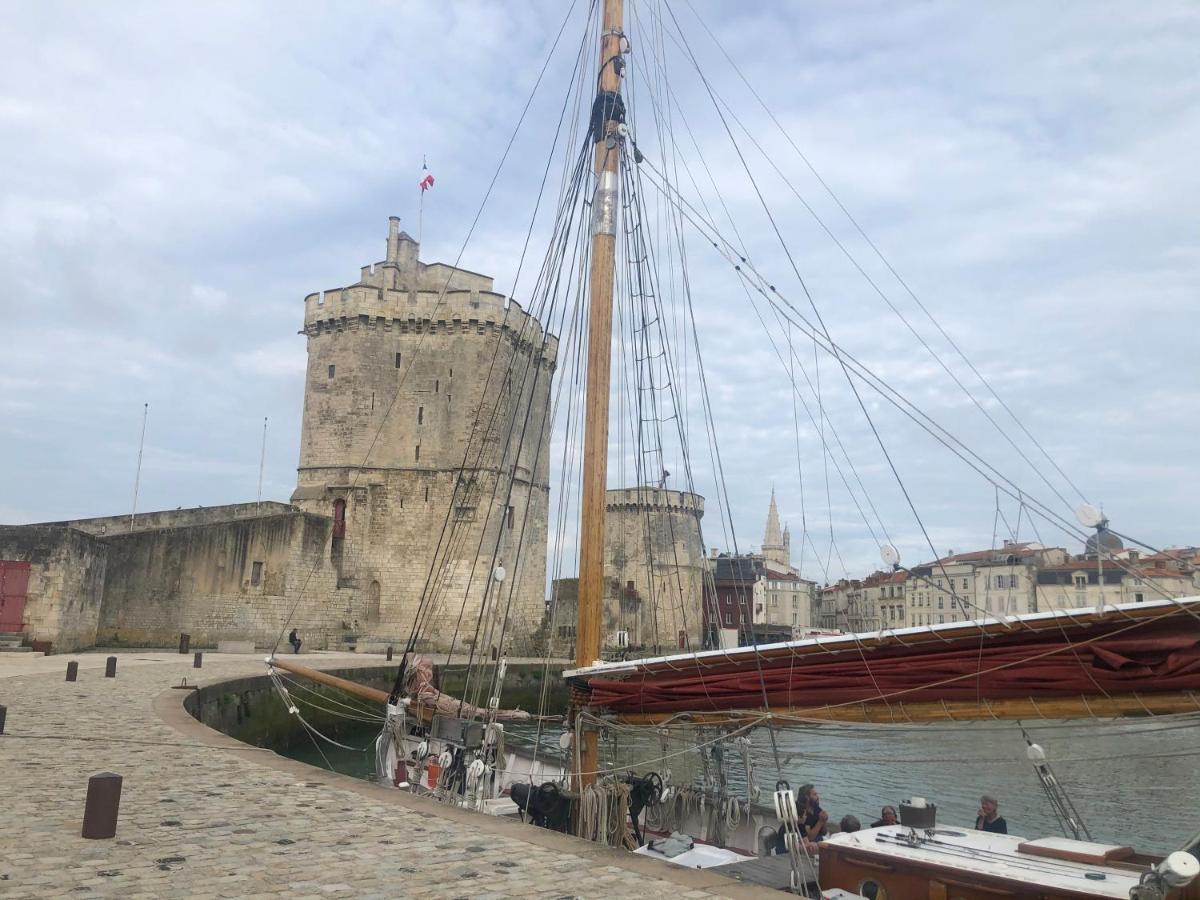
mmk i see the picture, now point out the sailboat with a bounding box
[267,0,1200,895]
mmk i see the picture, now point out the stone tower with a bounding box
[291,217,557,650]
[762,489,791,571]
[602,487,707,650]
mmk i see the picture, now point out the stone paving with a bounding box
[0,651,772,898]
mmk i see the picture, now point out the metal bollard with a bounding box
[0,703,6,734]
[178,633,190,654]
[386,646,393,661]
[105,656,117,678]
[66,661,79,682]
[193,651,203,668]
[82,772,123,839]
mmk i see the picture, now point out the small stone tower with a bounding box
[762,489,791,571]
[292,218,557,650]
[603,487,707,650]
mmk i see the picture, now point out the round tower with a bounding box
[602,486,707,651]
[293,218,557,650]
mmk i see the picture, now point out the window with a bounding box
[332,498,346,538]
[938,597,944,609]
[417,406,424,425]
[423,486,429,503]
[327,364,335,379]
[962,579,969,589]
[449,367,453,378]
[1073,574,1087,589]
[395,352,402,368]
[435,379,439,393]
[724,612,732,626]
[1135,592,1144,603]
[250,561,263,586]
[994,575,1004,589]
[415,445,420,462]
[507,505,515,528]
[938,615,945,624]
[1008,574,1018,589]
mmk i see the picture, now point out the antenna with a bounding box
[1074,503,1104,529]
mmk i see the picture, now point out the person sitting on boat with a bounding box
[288,629,302,654]
[798,783,828,843]
[975,794,1007,834]
[871,804,898,828]
[403,655,532,721]
[839,814,861,834]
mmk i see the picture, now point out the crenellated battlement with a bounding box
[302,219,557,363]
[605,487,705,517]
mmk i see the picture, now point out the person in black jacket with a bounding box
[288,629,302,654]
[975,794,1007,834]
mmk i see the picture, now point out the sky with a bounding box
[1,1,1197,584]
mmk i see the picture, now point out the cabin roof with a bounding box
[821,827,1144,897]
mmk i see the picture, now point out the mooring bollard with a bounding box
[105,656,117,678]
[82,772,123,839]
[178,632,190,654]
[66,661,79,682]
[0,703,7,734]
[386,646,393,661]
[193,651,203,669]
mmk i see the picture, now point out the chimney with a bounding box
[711,547,719,559]
[386,216,401,262]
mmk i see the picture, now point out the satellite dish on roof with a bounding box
[1075,503,1105,529]
[880,544,901,567]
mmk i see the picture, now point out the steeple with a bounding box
[764,488,783,548]
[762,489,791,570]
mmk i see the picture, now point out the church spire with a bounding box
[764,488,783,547]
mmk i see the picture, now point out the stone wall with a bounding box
[35,501,296,536]
[95,511,343,649]
[0,525,108,651]
[291,221,556,652]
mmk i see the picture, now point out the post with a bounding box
[178,633,190,654]
[105,656,117,678]
[82,772,123,839]
[129,402,148,532]
[573,0,624,797]
[0,704,6,734]
[193,651,203,669]
[66,661,79,682]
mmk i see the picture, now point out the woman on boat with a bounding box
[975,794,1008,834]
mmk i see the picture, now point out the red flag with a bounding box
[419,162,435,192]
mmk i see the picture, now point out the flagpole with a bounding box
[130,402,149,532]
[417,187,424,246]
[256,416,268,514]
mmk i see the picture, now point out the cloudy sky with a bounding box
[2,1,1196,582]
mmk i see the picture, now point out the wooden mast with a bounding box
[574,0,625,794]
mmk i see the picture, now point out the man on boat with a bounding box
[839,814,861,834]
[871,805,898,828]
[800,784,828,843]
[975,794,1007,834]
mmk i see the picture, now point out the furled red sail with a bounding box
[568,598,1200,722]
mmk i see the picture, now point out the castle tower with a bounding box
[292,218,557,650]
[603,487,707,650]
[762,489,791,571]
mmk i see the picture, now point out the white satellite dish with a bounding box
[1075,503,1104,529]
[880,544,901,567]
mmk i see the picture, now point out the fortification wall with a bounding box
[38,501,296,536]
[0,526,108,651]
[94,512,343,649]
[603,487,708,650]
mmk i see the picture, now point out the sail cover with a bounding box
[573,599,1200,716]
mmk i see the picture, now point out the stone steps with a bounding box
[0,632,31,652]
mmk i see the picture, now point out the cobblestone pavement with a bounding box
[0,651,769,899]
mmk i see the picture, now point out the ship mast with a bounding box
[574,0,625,793]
